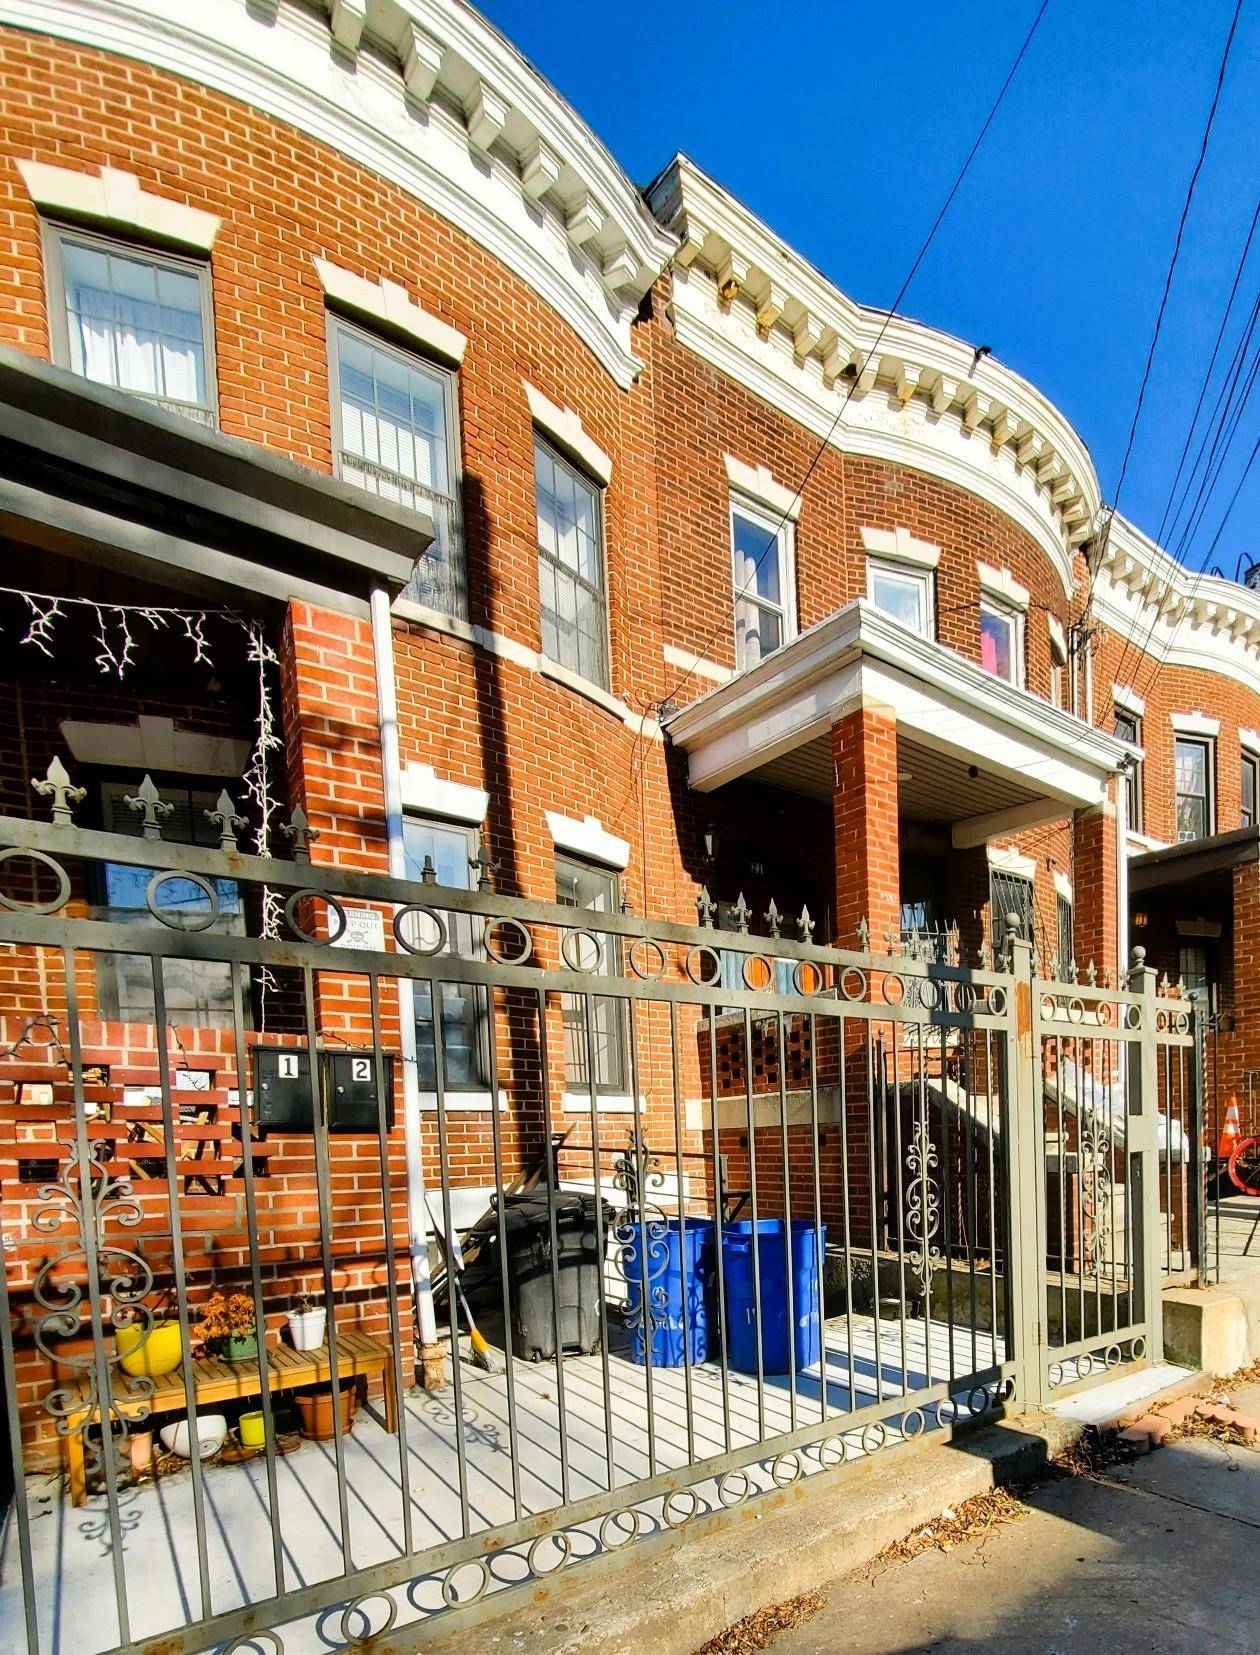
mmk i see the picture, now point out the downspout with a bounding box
[369,582,444,1386]
[1116,765,1130,981]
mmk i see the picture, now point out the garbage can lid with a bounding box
[499,1190,610,1236]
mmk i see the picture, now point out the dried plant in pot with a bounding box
[286,1292,327,1352]
[195,1291,258,1364]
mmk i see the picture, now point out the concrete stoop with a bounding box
[1162,1283,1255,1374]
[421,1412,1085,1655]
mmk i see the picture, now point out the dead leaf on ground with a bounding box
[696,1591,824,1653]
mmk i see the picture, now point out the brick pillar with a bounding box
[1072,795,1118,983]
[1221,860,1260,1134]
[831,703,900,949]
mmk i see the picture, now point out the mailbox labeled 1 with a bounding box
[253,1047,314,1131]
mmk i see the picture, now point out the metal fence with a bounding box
[0,772,1202,1653]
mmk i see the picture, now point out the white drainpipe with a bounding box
[369,583,441,1369]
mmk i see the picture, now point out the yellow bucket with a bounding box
[116,1320,183,1379]
[239,1410,266,1449]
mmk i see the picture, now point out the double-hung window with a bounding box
[403,817,489,1093]
[1114,711,1143,832]
[1175,737,1213,842]
[731,500,792,671]
[556,855,628,1099]
[535,438,609,689]
[332,319,464,618]
[1056,893,1074,978]
[868,560,933,637]
[1242,752,1258,829]
[47,225,216,426]
[989,868,1035,955]
[980,603,1021,685]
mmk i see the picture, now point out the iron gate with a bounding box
[0,770,1200,1652]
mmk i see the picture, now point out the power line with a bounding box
[655,0,1054,714]
[1076,0,1245,638]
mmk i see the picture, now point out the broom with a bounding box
[428,1200,504,1375]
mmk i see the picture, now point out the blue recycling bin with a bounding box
[722,1219,825,1375]
[621,1218,712,1366]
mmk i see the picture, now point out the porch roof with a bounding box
[666,600,1133,844]
[0,346,431,614]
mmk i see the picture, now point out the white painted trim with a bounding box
[1048,613,1067,661]
[1240,727,1260,756]
[723,453,801,521]
[1112,682,1146,717]
[860,525,940,570]
[313,257,465,363]
[1126,828,1171,854]
[729,492,798,666]
[544,810,629,870]
[1170,712,1220,738]
[398,762,487,824]
[987,844,1038,882]
[16,158,219,249]
[61,715,247,775]
[561,1091,638,1113]
[977,561,1030,612]
[417,1090,507,1112]
[662,643,732,683]
[524,382,612,484]
[1053,870,1074,905]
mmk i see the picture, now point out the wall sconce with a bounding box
[703,825,719,862]
[1133,911,1149,928]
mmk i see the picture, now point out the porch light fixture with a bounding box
[1133,912,1148,928]
[703,825,719,862]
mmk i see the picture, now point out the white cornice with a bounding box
[4,0,675,389]
[652,156,1101,586]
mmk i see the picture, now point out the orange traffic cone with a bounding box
[1218,1096,1242,1159]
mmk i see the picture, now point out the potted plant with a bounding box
[294,1379,358,1441]
[196,1291,259,1363]
[286,1292,328,1352]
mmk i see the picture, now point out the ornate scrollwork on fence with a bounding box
[32,1141,155,1491]
[905,1112,943,1298]
[1078,1111,1115,1280]
[610,1129,673,1347]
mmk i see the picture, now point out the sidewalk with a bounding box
[764,1380,1260,1654]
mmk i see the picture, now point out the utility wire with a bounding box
[1076,0,1245,637]
[655,0,1054,714]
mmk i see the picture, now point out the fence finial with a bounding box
[32,755,86,827]
[469,847,498,891]
[420,854,437,885]
[764,898,782,939]
[732,892,750,933]
[281,803,319,862]
[798,905,815,943]
[696,886,716,927]
[124,774,174,841]
[205,789,247,852]
[857,916,869,951]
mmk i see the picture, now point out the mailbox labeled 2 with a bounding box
[326,1051,395,1134]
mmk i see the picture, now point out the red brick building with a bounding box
[0,0,1252,1461]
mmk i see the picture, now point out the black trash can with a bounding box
[500,1191,611,1362]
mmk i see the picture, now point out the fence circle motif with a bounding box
[440,1560,490,1607]
[917,977,943,1012]
[1076,1351,1095,1378]
[817,1434,848,1467]
[793,958,825,996]
[717,1468,753,1505]
[1124,1003,1143,1030]
[1067,997,1086,1024]
[0,847,71,914]
[1174,1010,1190,1034]
[771,1450,803,1487]
[954,982,976,1013]
[935,1397,959,1426]
[526,1532,572,1576]
[967,1385,991,1416]
[220,1637,285,1653]
[1130,1334,1147,1360]
[839,965,868,1002]
[986,985,1008,1015]
[1096,998,1115,1026]
[900,1408,926,1440]
[1047,1361,1064,1389]
[880,973,905,1007]
[284,888,347,945]
[860,1420,888,1454]
[560,927,605,973]
[628,937,667,980]
[483,917,533,965]
[1104,1343,1122,1368]
[393,905,448,957]
[684,945,722,987]
[144,870,221,933]
[599,1508,642,1549]
[337,1592,399,1643]
[998,1376,1017,1402]
[741,953,775,992]
[662,1488,701,1529]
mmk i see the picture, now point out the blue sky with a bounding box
[483,0,1259,576]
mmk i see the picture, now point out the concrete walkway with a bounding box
[770,1382,1260,1654]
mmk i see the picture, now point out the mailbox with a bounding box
[322,1051,396,1134]
[253,1047,315,1131]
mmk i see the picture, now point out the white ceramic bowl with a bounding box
[159,1414,227,1460]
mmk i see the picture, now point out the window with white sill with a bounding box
[1242,751,1258,829]
[731,499,792,671]
[402,816,489,1092]
[1175,737,1213,843]
[1114,710,1143,831]
[47,225,216,426]
[867,559,933,638]
[331,318,465,618]
[556,855,628,1097]
[536,438,609,690]
[980,602,1021,685]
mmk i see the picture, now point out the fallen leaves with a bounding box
[696,1591,824,1653]
[864,1485,1028,1576]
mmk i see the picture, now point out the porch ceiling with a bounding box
[666,600,1133,841]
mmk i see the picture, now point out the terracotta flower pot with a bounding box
[294,1380,357,1441]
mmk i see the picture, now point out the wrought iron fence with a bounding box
[0,765,1200,1653]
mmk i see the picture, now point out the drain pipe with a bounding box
[369,582,444,1388]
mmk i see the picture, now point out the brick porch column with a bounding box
[1072,792,1118,983]
[831,702,900,948]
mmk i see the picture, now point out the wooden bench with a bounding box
[66,1329,397,1506]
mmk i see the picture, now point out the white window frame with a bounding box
[729,493,796,672]
[555,852,634,1111]
[43,220,218,427]
[1114,709,1143,833]
[1242,750,1259,830]
[979,600,1024,687]
[866,558,935,639]
[328,313,465,619]
[1174,735,1215,843]
[534,434,611,691]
